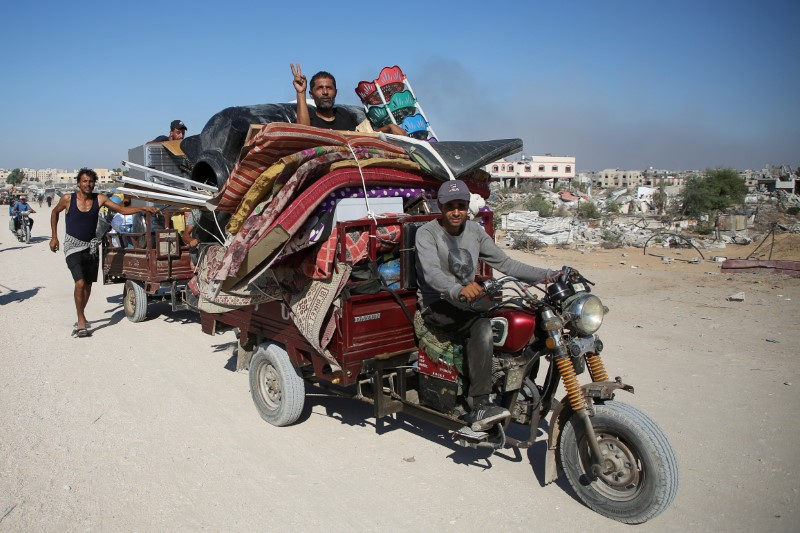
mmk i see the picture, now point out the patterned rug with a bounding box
[195,244,282,313]
[289,262,352,372]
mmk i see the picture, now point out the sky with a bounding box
[0,0,798,172]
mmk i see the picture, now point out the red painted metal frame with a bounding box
[200,211,495,386]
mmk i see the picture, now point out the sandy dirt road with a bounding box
[1,210,799,532]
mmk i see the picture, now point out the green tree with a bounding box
[576,200,601,219]
[6,168,24,185]
[679,168,747,216]
[523,194,553,217]
[605,200,620,214]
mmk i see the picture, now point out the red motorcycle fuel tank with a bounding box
[491,309,537,353]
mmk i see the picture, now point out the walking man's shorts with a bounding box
[66,249,99,283]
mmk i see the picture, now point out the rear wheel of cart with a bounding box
[124,280,148,323]
[249,343,305,426]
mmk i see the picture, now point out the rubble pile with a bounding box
[502,212,661,248]
[778,191,800,208]
[499,211,759,252]
[503,212,573,244]
[492,185,800,252]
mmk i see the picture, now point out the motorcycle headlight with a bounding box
[566,294,605,335]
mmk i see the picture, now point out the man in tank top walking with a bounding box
[49,168,158,337]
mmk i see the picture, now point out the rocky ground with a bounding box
[1,209,798,532]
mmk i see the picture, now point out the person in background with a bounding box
[291,64,407,135]
[153,119,188,142]
[176,209,203,266]
[12,195,35,232]
[108,196,135,248]
[50,168,158,337]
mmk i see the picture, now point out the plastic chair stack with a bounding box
[355,66,438,142]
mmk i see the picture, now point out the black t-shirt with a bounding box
[309,108,358,131]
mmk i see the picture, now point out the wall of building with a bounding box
[485,155,576,187]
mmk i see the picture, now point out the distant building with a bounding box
[756,164,799,194]
[593,167,686,189]
[485,154,576,188]
[56,170,78,185]
[0,166,117,187]
[594,169,643,188]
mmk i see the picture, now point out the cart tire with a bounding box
[249,343,305,427]
[123,280,148,323]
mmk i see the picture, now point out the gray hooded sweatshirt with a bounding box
[414,219,552,311]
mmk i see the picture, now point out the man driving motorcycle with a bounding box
[414,180,556,430]
[12,196,35,232]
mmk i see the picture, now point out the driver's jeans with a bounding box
[421,300,493,398]
[14,216,33,231]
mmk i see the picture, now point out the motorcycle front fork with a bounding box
[550,330,611,476]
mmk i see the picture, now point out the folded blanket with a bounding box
[225,145,351,235]
[195,244,282,313]
[413,311,464,372]
[208,123,407,213]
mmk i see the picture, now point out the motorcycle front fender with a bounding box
[543,380,635,485]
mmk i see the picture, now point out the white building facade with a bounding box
[485,155,576,188]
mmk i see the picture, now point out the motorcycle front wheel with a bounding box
[24,224,30,243]
[558,400,678,524]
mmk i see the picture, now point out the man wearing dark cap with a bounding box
[415,179,556,431]
[153,120,188,142]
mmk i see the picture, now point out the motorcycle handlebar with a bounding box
[458,267,588,309]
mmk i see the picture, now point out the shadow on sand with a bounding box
[0,284,43,305]
[222,348,576,490]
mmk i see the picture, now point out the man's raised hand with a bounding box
[291,63,307,94]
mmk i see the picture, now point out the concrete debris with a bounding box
[662,257,674,264]
[495,181,797,252]
[727,292,746,302]
[503,213,574,245]
[784,224,800,233]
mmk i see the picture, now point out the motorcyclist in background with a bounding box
[12,196,35,233]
